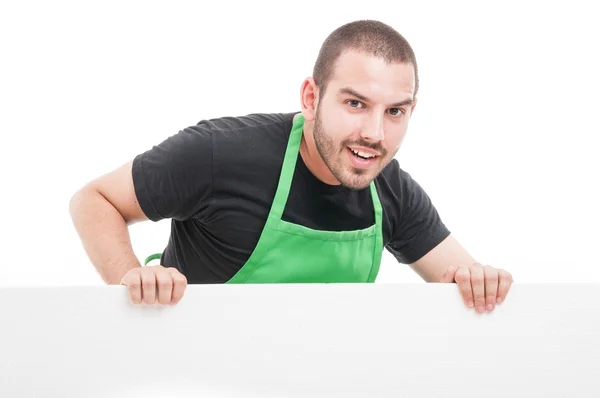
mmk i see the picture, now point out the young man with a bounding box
[69,20,513,313]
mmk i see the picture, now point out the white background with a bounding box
[0,0,598,286]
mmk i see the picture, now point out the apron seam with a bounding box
[273,226,376,241]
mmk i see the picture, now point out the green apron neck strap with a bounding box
[269,112,305,219]
[144,253,162,265]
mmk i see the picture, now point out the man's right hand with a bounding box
[120,265,188,305]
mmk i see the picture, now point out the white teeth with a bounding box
[350,148,375,158]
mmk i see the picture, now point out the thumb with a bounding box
[440,266,457,283]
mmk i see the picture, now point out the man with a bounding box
[69,20,513,313]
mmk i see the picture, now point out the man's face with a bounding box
[312,50,417,190]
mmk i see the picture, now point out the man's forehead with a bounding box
[329,50,416,92]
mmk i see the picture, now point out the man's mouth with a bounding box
[348,146,380,159]
[349,148,376,159]
[346,147,380,169]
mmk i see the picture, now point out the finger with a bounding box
[439,266,457,283]
[454,266,473,308]
[170,268,188,305]
[155,268,174,305]
[140,267,157,305]
[469,263,486,313]
[496,269,513,304]
[484,265,499,311]
[123,271,142,305]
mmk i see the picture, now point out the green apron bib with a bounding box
[144,113,384,283]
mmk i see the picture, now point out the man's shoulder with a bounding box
[197,111,297,135]
[189,111,298,159]
[375,158,405,192]
[374,158,421,209]
[204,112,297,178]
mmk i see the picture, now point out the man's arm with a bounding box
[408,234,476,283]
[384,166,513,312]
[409,233,514,312]
[69,158,188,306]
[69,159,148,284]
[70,124,214,305]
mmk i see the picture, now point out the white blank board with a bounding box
[1,283,599,397]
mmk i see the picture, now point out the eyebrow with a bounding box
[339,87,414,107]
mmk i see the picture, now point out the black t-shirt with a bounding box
[132,111,451,283]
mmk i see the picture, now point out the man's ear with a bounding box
[300,77,319,121]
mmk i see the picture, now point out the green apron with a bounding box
[144,113,384,283]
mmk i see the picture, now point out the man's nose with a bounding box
[360,116,385,142]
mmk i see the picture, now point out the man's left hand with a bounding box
[440,263,513,313]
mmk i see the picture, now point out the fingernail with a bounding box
[467,300,474,307]
[487,304,494,311]
[478,306,485,313]
[497,298,502,304]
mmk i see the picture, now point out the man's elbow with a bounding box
[69,185,95,219]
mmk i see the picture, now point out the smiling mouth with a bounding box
[348,147,379,160]
[346,147,380,170]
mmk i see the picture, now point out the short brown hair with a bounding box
[312,20,419,98]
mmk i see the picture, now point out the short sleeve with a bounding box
[386,170,451,264]
[132,124,214,222]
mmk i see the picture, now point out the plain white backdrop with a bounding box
[0,0,598,286]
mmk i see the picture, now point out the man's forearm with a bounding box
[69,187,141,284]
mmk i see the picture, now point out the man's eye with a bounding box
[389,108,404,116]
[348,100,362,108]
